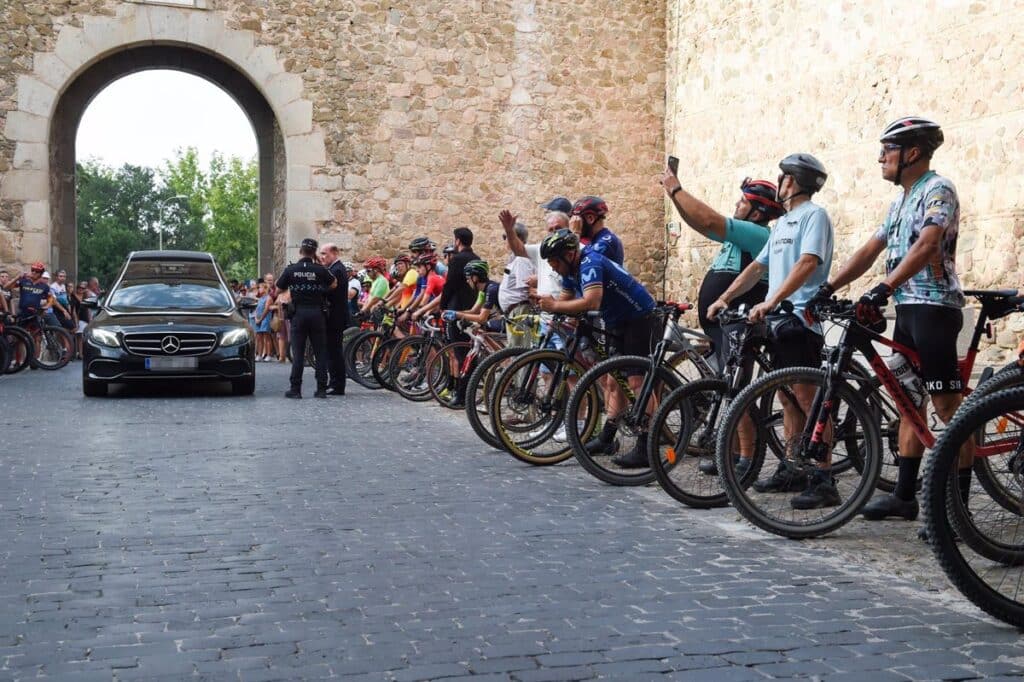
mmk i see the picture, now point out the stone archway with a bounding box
[1,3,331,277]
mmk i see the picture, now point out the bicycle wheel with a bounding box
[345,330,385,389]
[564,355,684,486]
[465,346,526,450]
[389,336,439,402]
[370,336,404,391]
[964,365,1024,513]
[716,367,882,539]
[490,349,599,466]
[923,386,1024,627]
[3,326,34,374]
[32,325,73,370]
[648,378,763,508]
[428,342,471,409]
[0,335,9,378]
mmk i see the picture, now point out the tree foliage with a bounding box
[75,147,258,286]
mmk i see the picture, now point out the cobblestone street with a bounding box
[1,364,1022,681]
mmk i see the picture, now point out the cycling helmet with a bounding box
[442,244,456,255]
[740,178,785,222]
[463,260,490,280]
[408,236,432,252]
[30,261,45,271]
[364,257,388,273]
[570,195,609,219]
[778,153,828,198]
[393,254,412,266]
[880,117,944,185]
[412,254,436,268]
[539,228,580,259]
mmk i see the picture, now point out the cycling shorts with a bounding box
[767,313,824,370]
[606,313,664,376]
[893,304,963,394]
[697,270,768,356]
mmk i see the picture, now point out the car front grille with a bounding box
[123,331,218,356]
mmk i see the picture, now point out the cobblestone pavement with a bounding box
[1,363,1023,682]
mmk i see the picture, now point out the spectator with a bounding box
[86,277,103,301]
[49,269,76,330]
[70,281,90,359]
[0,271,10,314]
[271,287,290,362]
[254,282,273,361]
[496,211,537,347]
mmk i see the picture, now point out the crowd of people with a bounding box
[1,266,104,357]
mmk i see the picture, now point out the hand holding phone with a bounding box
[667,155,680,176]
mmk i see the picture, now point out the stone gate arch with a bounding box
[2,3,332,277]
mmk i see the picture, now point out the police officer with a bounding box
[275,238,336,399]
[318,241,348,395]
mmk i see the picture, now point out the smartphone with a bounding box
[667,155,680,175]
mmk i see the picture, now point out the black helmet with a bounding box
[463,260,489,280]
[408,236,432,252]
[778,153,828,194]
[880,117,944,155]
[442,243,455,255]
[539,228,580,259]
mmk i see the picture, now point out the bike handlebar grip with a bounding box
[778,300,795,314]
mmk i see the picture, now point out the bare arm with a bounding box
[661,169,727,240]
[499,210,528,258]
[716,261,768,306]
[764,254,821,309]
[828,237,885,291]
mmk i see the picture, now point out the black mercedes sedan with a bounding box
[82,250,256,397]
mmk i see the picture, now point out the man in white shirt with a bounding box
[497,217,537,348]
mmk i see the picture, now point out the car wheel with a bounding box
[232,375,256,396]
[83,378,108,397]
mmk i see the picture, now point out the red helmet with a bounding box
[570,196,609,219]
[412,254,437,268]
[740,178,785,221]
[30,261,45,272]
[363,257,388,272]
[393,254,412,265]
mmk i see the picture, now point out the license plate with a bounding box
[145,356,198,371]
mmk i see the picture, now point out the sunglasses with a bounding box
[879,143,902,157]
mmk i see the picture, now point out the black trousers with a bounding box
[289,306,328,390]
[326,312,347,391]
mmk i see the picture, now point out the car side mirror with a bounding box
[238,296,258,311]
[83,298,100,309]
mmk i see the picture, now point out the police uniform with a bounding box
[325,258,349,394]
[275,239,336,396]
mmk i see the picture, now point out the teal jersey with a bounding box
[709,218,770,282]
[873,171,963,309]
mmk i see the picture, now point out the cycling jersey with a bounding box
[709,218,770,282]
[14,276,51,313]
[755,200,833,333]
[399,269,418,308]
[415,272,445,301]
[873,170,964,308]
[582,227,624,265]
[369,274,389,300]
[561,251,655,327]
[477,281,500,312]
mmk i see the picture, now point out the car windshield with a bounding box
[107,261,233,312]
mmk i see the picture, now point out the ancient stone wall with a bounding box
[664,0,1024,359]
[0,0,666,284]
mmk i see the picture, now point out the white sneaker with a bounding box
[552,425,567,443]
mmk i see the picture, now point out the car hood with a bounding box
[90,309,250,331]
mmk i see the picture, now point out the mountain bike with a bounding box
[428,320,505,409]
[387,315,447,402]
[18,311,74,370]
[1,313,35,374]
[344,307,402,389]
[563,302,713,486]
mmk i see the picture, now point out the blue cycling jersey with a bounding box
[582,227,624,266]
[561,251,655,327]
[15,276,51,313]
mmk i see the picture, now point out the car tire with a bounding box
[232,375,256,396]
[83,378,108,397]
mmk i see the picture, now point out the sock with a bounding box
[599,421,618,443]
[957,467,972,508]
[894,457,922,501]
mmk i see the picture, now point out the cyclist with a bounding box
[538,228,660,468]
[662,170,784,357]
[409,254,446,320]
[707,153,835,508]
[359,257,391,315]
[5,262,53,322]
[445,259,502,332]
[810,117,967,523]
[569,196,624,265]
[409,236,448,276]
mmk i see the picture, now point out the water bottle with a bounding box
[887,352,925,408]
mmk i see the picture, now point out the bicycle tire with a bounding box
[647,378,767,508]
[962,365,1024,514]
[922,385,1024,627]
[429,341,472,409]
[490,349,599,466]
[32,325,73,370]
[0,335,9,378]
[564,355,684,486]
[345,330,384,389]
[715,367,882,539]
[388,335,440,402]
[3,325,34,374]
[465,346,526,450]
[371,336,404,391]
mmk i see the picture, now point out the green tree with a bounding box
[204,152,258,282]
[160,147,207,252]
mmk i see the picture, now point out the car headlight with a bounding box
[88,327,120,348]
[220,328,251,347]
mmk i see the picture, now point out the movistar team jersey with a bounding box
[476,281,500,311]
[14,276,52,313]
[872,170,964,308]
[709,218,770,283]
[582,227,624,265]
[561,251,655,327]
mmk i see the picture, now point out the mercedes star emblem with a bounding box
[161,335,181,354]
